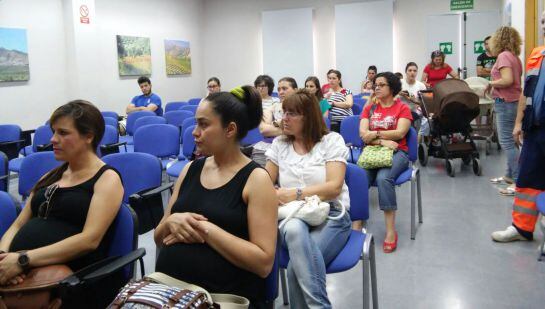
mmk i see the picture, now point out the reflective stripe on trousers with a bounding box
[512,187,544,232]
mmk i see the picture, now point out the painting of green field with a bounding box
[0,27,29,82]
[116,35,151,76]
[164,40,191,75]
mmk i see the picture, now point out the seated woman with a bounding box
[265,90,351,308]
[206,77,221,95]
[252,77,297,166]
[305,76,331,117]
[325,69,354,133]
[359,72,412,253]
[0,100,124,307]
[254,74,280,111]
[154,86,278,308]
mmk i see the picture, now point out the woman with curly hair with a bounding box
[486,26,523,196]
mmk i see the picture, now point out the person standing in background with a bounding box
[477,36,497,80]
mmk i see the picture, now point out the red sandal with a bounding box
[383,232,398,253]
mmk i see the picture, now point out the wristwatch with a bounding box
[296,188,303,200]
[17,251,30,271]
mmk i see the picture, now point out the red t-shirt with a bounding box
[423,64,453,88]
[360,99,413,152]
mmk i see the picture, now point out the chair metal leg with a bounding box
[363,233,377,309]
[280,268,289,305]
[538,217,545,261]
[416,169,423,223]
[362,240,370,309]
[370,237,378,309]
[410,177,416,240]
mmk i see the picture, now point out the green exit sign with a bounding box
[451,0,474,11]
[439,42,453,55]
[474,40,485,54]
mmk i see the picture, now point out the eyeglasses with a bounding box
[256,85,268,89]
[282,111,302,118]
[207,85,219,90]
[375,83,389,89]
[38,184,59,219]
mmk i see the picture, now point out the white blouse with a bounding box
[265,132,351,210]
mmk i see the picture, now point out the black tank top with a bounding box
[10,165,120,271]
[156,157,266,305]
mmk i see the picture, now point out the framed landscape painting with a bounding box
[116,35,151,76]
[0,27,29,82]
[164,39,191,75]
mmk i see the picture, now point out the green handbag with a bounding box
[357,145,394,169]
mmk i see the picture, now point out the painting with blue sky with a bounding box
[0,27,30,82]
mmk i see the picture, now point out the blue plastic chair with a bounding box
[340,116,363,163]
[98,125,127,157]
[134,124,180,169]
[165,101,187,113]
[107,204,141,278]
[104,116,118,130]
[353,98,366,108]
[370,127,423,240]
[324,116,331,129]
[163,110,194,143]
[241,128,264,147]
[0,124,24,160]
[180,105,198,114]
[102,152,163,204]
[0,151,8,192]
[271,92,279,98]
[180,117,197,146]
[187,98,202,106]
[0,191,17,238]
[166,125,195,178]
[121,111,156,145]
[101,111,119,120]
[537,193,545,261]
[134,116,167,132]
[10,125,54,173]
[352,103,363,116]
[18,151,62,199]
[278,163,378,309]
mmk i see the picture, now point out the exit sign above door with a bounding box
[451,0,474,11]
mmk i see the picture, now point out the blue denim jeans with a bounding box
[495,98,520,181]
[365,150,410,211]
[280,208,351,309]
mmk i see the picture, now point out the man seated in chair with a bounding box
[126,76,163,116]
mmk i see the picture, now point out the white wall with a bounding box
[0,0,68,129]
[0,0,204,129]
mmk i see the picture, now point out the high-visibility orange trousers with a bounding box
[512,187,543,233]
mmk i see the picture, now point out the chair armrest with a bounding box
[0,139,25,147]
[346,142,353,148]
[36,143,53,152]
[130,182,174,201]
[60,248,146,287]
[100,142,127,150]
[0,175,8,180]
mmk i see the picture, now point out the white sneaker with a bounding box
[491,226,529,242]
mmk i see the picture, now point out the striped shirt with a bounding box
[328,88,353,122]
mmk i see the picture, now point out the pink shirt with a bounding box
[491,51,522,102]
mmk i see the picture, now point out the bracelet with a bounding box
[296,188,303,200]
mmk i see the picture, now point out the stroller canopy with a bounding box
[432,79,480,132]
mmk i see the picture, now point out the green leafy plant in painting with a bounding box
[116,35,152,76]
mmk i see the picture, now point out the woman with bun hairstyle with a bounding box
[154,86,278,308]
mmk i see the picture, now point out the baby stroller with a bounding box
[418,79,482,177]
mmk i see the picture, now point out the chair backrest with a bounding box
[351,103,362,116]
[340,116,363,148]
[323,116,331,129]
[134,124,180,158]
[187,98,201,106]
[164,110,194,128]
[182,125,196,159]
[126,111,156,136]
[271,92,279,98]
[345,163,369,221]
[165,101,187,113]
[240,128,264,146]
[103,116,119,129]
[133,116,167,134]
[0,124,21,142]
[353,98,366,107]
[32,125,54,152]
[406,127,417,162]
[19,151,62,198]
[0,151,8,191]
[101,125,119,145]
[107,204,138,279]
[0,191,17,238]
[102,152,162,203]
[101,111,119,120]
[180,105,198,114]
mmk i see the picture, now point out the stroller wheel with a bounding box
[446,159,455,177]
[462,155,472,165]
[418,143,429,166]
[472,158,483,176]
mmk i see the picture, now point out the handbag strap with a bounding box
[146,272,214,305]
[278,200,306,230]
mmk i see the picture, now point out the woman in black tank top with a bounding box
[0,101,124,307]
[154,86,278,308]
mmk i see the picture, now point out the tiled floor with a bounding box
[8,142,545,308]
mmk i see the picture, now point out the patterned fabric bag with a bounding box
[357,145,394,169]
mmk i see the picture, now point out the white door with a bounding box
[426,14,462,75]
[465,11,502,78]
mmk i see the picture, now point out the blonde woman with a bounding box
[486,26,523,196]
